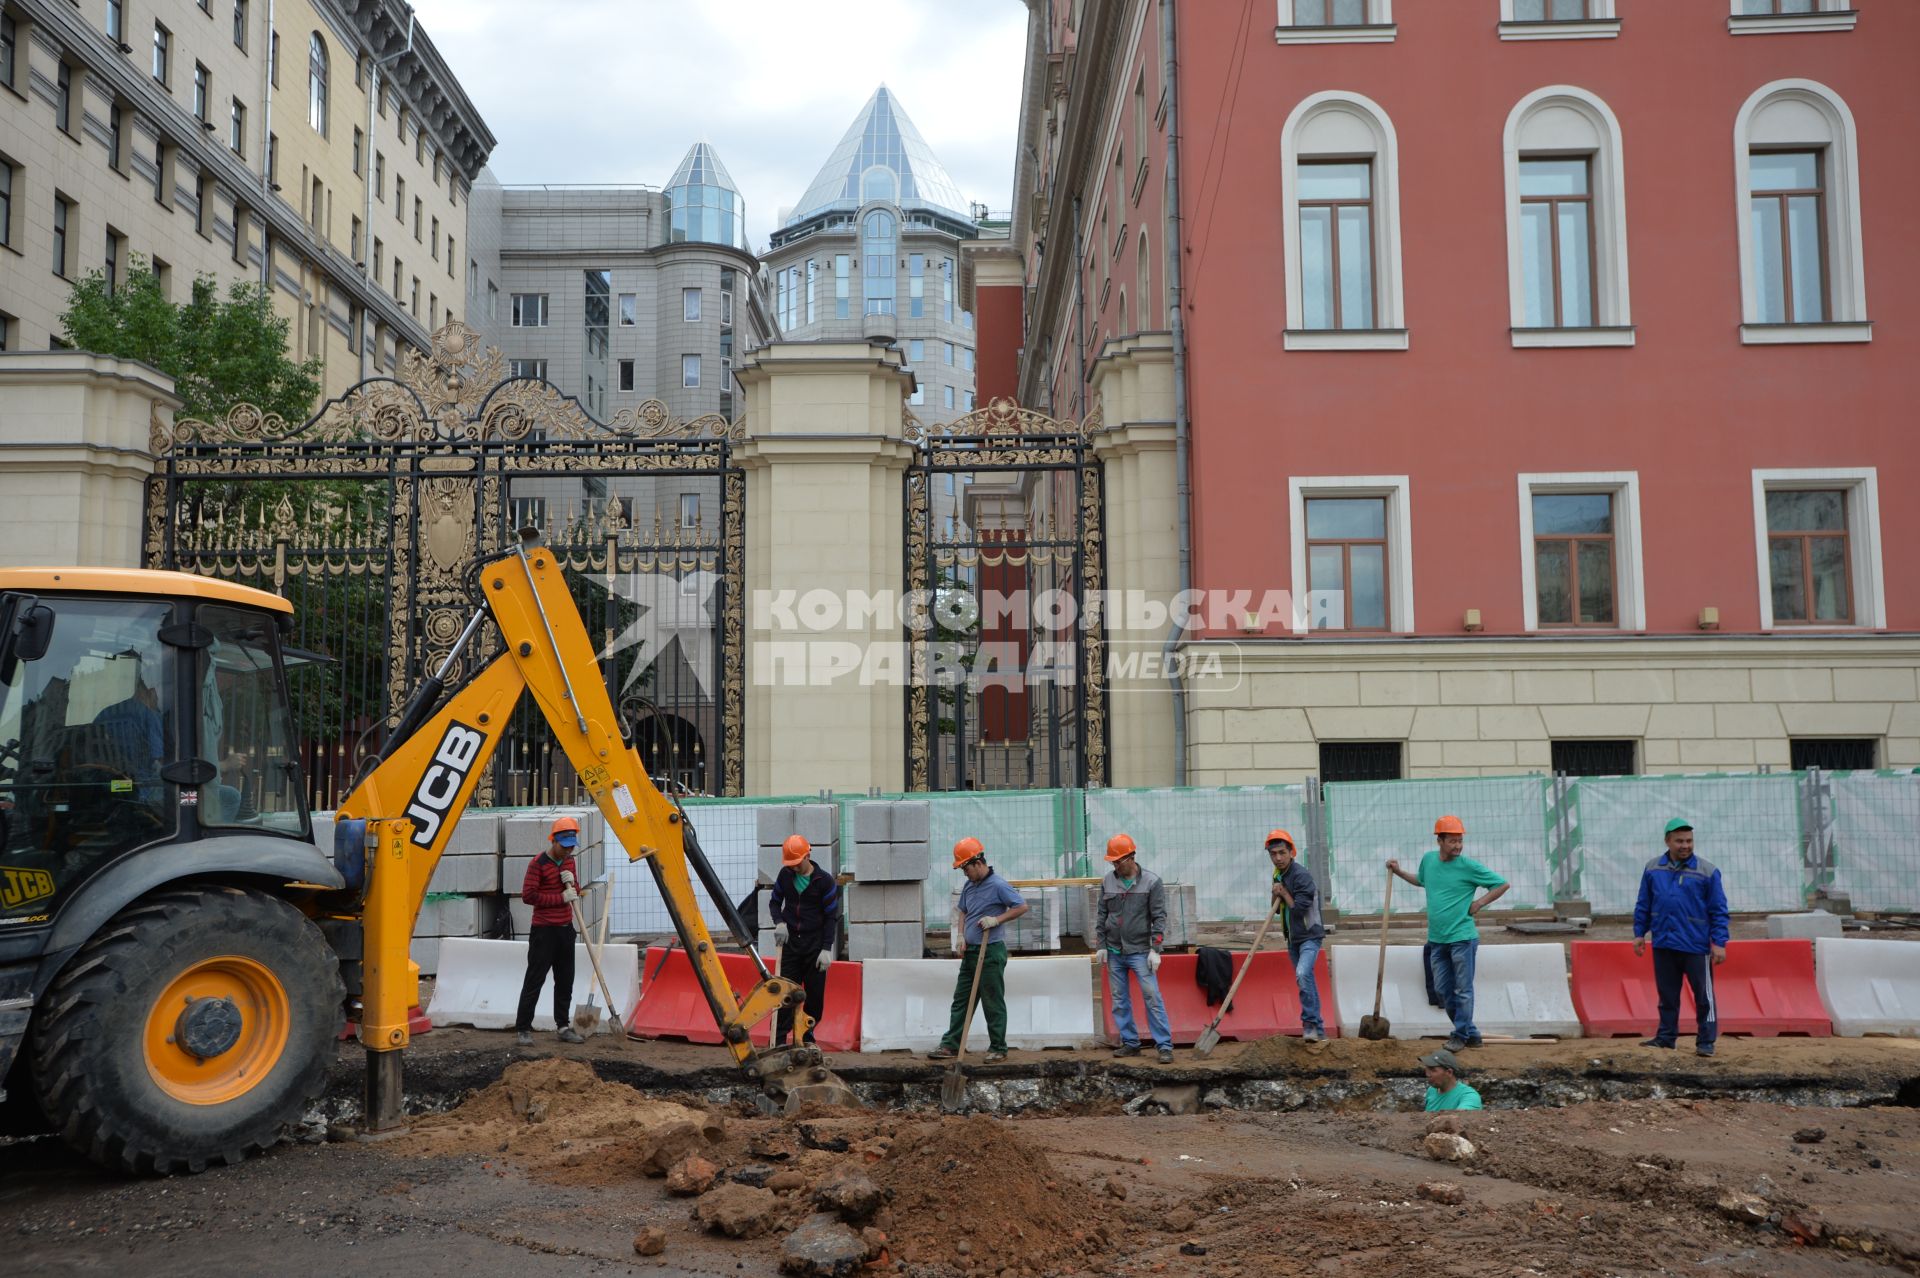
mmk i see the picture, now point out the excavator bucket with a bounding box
[750,1046,862,1114]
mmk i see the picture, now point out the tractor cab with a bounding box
[0,569,311,936]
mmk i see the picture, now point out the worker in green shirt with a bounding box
[1419,1048,1483,1111]
[1387,815,1509,1053]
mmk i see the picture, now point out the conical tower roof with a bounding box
[670,141,739,193]
[784,86,970,227]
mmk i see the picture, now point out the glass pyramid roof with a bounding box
[669,142,739,193]
[784,86,971,226]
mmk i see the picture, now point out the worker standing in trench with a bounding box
[1096,833,1176,1064]
[927,838,1029,1065]
[1387,816,1510,1054]
[767,834,840,1048]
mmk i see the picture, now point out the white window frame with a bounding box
[1498,0,1620,41]
[1728,0,1857,36]
[510,293,548,328]
[1274,0,1394,44]
[1288,476,1414,634]
[683,287,701,322]
[1516,472,1646,632]
[1280,91,1407,350]
[1503,86,1634,347]
[682,354,701,389]
[1750,468,1885,630]
[1734,79,1870,344]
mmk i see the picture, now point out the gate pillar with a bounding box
[1089,333,1180,787]
[0,352,180,568]
[735,341,916,795]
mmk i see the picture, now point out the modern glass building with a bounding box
[666,142,748,251]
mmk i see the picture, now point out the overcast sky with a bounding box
[408,0,1029,251]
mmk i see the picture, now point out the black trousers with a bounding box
[775,945,829,1046]
[1652,946,1718,1048]
[515,923,576,1032]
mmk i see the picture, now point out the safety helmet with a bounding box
[1265,828,1296,852]
[1434,815,1465,836]
[952,836,985,868]
[782,834,812,867]
[551,814,581,847]
[1105,833,1138,862]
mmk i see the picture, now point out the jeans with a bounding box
[1651,946,1718,1049]
[1289,938,1324,1035]
[515,923,576,1032]
[1107,950,1173,1050]
[775,945,829,1046]
[941,941,1009,1053]
[1427,938,1480,1042]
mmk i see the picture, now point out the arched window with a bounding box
[1117,288,1129,336]
[1136,230,1154,329]
[307,33,328,136]
[863,210,896,315]
[861,166,897,203]
[1280,91,1405,349]
[1734,79,1869,342]
[1502,86,1631,346]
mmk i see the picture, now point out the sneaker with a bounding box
[515,1029,532,1046]
[556,1026,585,1044]
[1302,1028,1326,1044]
[983,1050,1009,1064]
[1157,1047,1175,1064]
[1695,1043,1716,1058]
[926,1045,957,1061]
[1112,1044,1142,1058]
[1442,1036,1468,1054]
[1640,1038,1675,1050]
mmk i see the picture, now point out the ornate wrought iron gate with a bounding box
[145,323,745,804]
[904,400,1107,792]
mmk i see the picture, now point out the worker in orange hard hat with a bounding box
[1387,816,1510,1053]
[1095,833,1174,1063]
[927,837,1029,1064]
[767,834,840,1048]
[1266,829,1326,1043]
[515,814,588,1047]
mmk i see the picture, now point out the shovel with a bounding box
[570,884,623,1035]
[1358,869,1396,1041]
[1193,897,1284,1060]
[940,934,992,1111]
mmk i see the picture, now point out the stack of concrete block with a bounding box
[846,801,931,961]
[1078,882,1199,951]
[755,804,842,955]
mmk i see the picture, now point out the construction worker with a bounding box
[1387,816,1509,1053]
[1419,1047,1484,1111]
[1633,817,1730,1058]
[1266,829,1326,1043]
[515,815,587,1046]
[768,833,840,1048]
[1095,833,1174,1063]
[927,837,1029,1065]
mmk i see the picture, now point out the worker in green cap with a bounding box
[1632,818,1730,1057]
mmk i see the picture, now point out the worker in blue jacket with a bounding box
[1632,817,1730,1058]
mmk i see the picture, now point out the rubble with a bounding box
[694,1183,783,1238]
[813,1166,887,1224]
[632,1226,667,1256]
[780,1213,873,1277]
[665,1154,719,1196]
[1422,1132,1476,1163]
[1417,1182,1466,1205]
[1715,1190,1769,1222]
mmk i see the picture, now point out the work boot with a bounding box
[1112,1043,1142,1058]
[926,1045,956,1061]
[515,1029,533,1046]
[557,1025,585,1044]
[1302,1028,1326,1044]
[1442,1036,1468,1054]
[1157,1046,1175,1064]
[1640,1038,1674,1050]
[1695,1043,1716,1058]
[983,1050,1008,1064]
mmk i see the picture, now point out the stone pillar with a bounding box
[1089,333,1180,787]
[735,341,917,795]
[0,353,180,568]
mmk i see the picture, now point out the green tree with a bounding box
[60,256,323,427]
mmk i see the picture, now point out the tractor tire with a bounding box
[30,886,345,1175]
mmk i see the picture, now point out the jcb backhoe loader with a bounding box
[0,536,849,1175]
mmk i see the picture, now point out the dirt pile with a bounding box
[395,1057,722,1180]
[868,1116,1107,1269]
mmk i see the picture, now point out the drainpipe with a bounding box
[361,4,415,380]
[1071,195,1087,418]
[259,0,275,288]
[1159,0,1193,785]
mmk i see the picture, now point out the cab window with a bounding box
[198,605,305,836]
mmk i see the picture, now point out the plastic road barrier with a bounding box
[1814,937,1920,1036]
[1470,943,1583,1039]
[426,937,640,1034]
[1571,939,1830,1038]
[859,956,1098,1052]
[626,947,863,1053]
[1331,945,1452,1040]
[1105,950,1339,1045]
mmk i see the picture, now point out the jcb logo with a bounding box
[405,721,485,848]
[1,867,55,911]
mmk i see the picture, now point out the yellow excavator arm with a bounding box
[334,536,834,1128]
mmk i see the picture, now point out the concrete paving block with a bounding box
[852,803,891,844]
[795,804,837,847]
[890,800,931,843]
[446,813,500,856]
[847,881,925,924]
[756,805,797,845]
[1766,912,1845,940]
[428,853,500,895]
[410,936,441,976]
[882,922,925,959]
[853,842,931,883]
[757,844,786,886]
[847,922,890,963]
[415,895,487,938]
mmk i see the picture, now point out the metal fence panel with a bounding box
[1828,771,1920,913]
[1326,775,1552,914]
[1577,774,1804,916]
[1083,786,1307,923]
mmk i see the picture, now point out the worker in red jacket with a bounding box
[515,814,587,1046]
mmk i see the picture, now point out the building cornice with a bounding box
[332,0,496,181]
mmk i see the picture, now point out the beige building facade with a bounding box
[0,0,491,401]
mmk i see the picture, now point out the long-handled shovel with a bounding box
[1193,897,1284,1060]
[940,937,992,1111]
[570,885,623,1035]
[1358,870,1396,1040]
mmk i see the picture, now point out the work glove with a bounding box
[562,885,580,904]
[1148,951,1162,974]
[773,924,790,947]
[560,870,576,888]
[814,949,832,973]
[1091,950,1106,968]
[981,914,1003,932]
